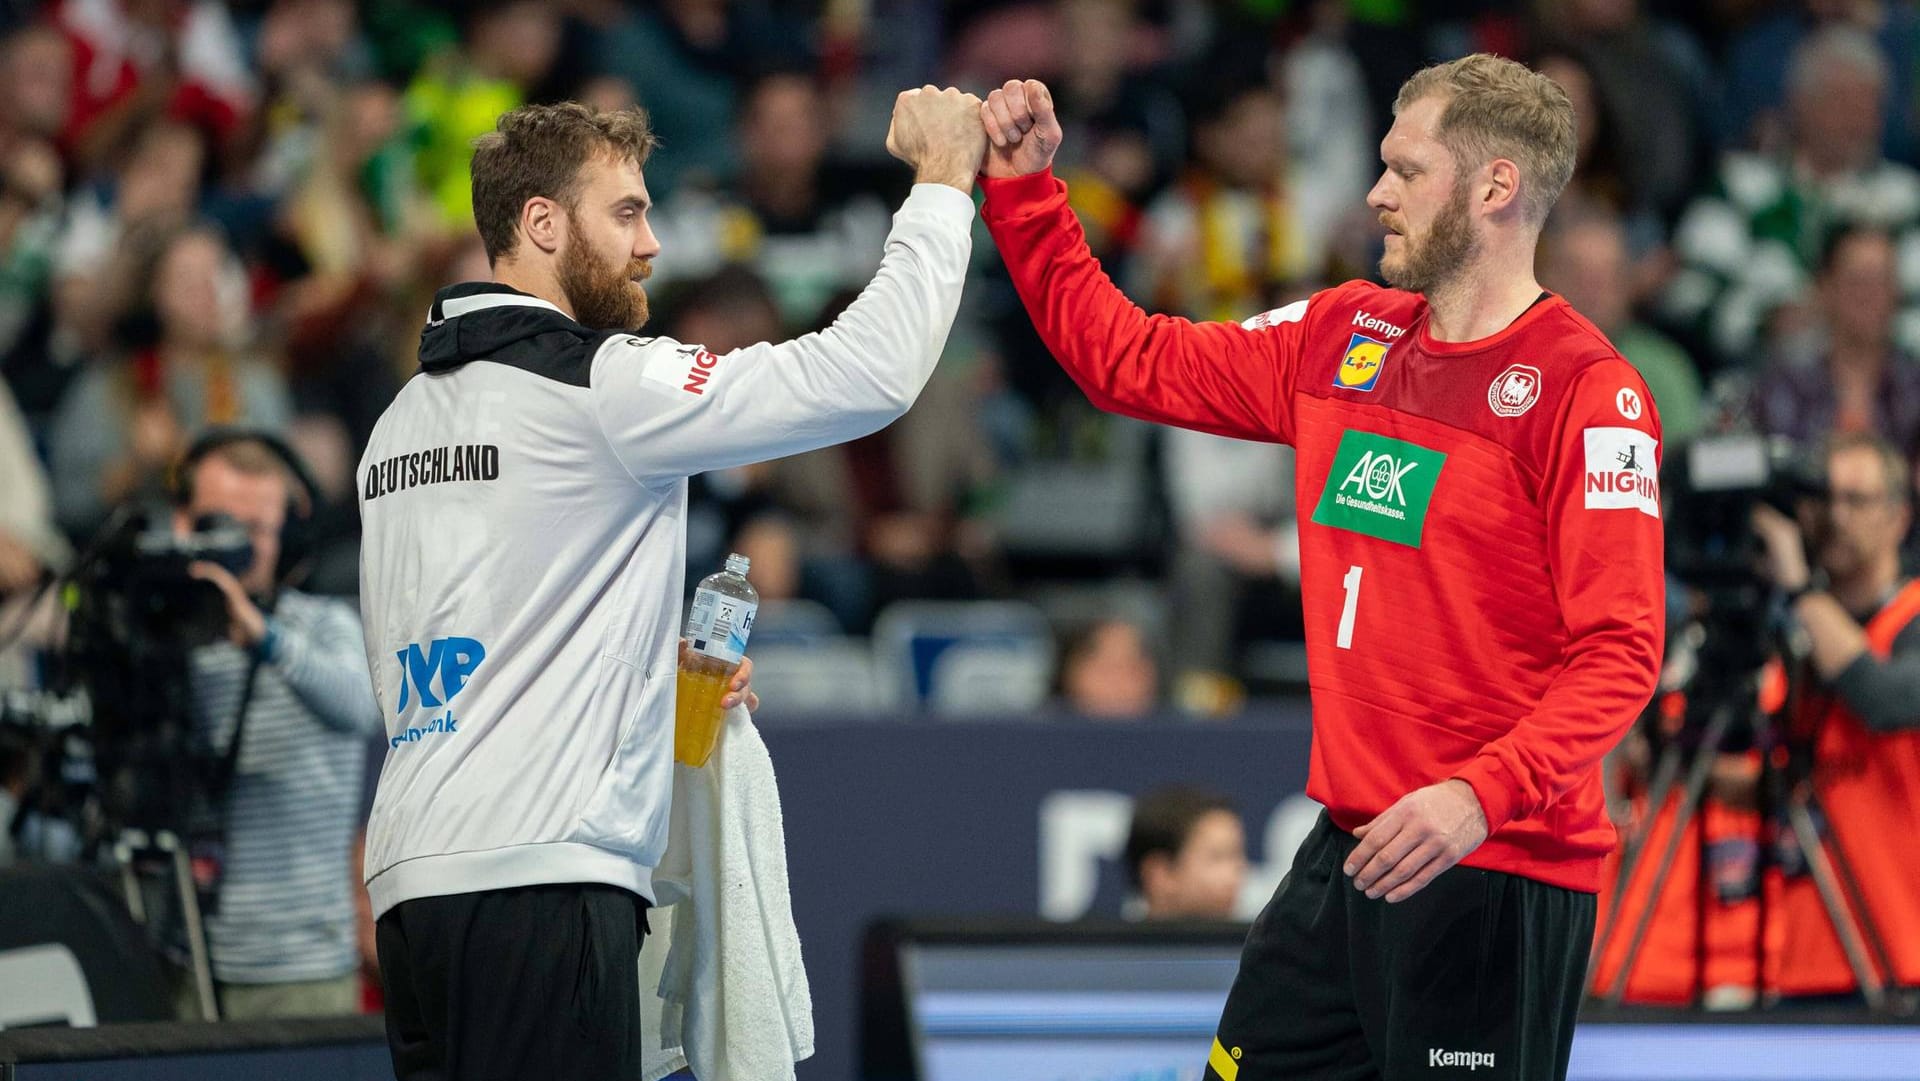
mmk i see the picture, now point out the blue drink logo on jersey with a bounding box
[1335,334,1389,391]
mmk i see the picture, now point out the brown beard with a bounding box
[1380,177,1478,294]
[557,212,651,331]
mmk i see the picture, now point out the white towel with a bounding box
[640,705,815,1081]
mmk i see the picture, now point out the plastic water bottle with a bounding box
[675,553,758,766]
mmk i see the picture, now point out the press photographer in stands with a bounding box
[172,430,380,1019]
[1752,433,1920,999]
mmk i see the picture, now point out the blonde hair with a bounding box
[1393,54,1577,226]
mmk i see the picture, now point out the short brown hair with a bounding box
[1826,432,1912,508]
[1393,53,1576,226]
[175,436,307,514]
[470,102,658,263]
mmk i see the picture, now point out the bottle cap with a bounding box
[725,552,751,576]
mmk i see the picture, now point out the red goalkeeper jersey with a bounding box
[984,170,1665,892]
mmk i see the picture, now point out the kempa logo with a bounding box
[1430,1049,1496,1071]
[1352,310,1406,338]
[1311,430,1447,547]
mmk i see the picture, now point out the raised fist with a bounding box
[886,85,989,193]
[981,79,1063,179]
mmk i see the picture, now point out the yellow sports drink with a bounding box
[674,553,757,767]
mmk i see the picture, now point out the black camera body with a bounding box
[98,510,256,651]
[1663,435,1826,680]
[51,506,258,836]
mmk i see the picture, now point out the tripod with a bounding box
[1592,634,1914,1012]
[113,829,220,1021]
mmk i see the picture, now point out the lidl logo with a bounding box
[1334,334,1389,391]
[1310,430,1447,547]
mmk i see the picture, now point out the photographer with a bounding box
[172,430,379,1019]
[1753,432,1920,998]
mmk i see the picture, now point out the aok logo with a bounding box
[394,636,487,714]
[1339,449,1419,505]
[1310,430,1447,547]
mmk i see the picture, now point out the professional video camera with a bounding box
[1598,434,1910,1012]
[1662,433,1826,678]
[31,505,256,839]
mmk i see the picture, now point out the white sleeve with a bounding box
[590,183,975,484]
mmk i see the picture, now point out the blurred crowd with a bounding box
[5,0,1920,716]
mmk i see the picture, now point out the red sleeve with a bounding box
[1453,359,1666,832]
[980,169,1306,444]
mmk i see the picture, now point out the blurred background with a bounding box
[1,0,1919,1079]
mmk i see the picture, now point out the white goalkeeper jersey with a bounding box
[358,183,974,918]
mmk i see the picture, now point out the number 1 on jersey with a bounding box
[1337,565,1363,649]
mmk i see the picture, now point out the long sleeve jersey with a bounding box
[358,183,974,918]
[984,170,1664,891]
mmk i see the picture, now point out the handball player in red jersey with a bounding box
[977,55,1664,1081]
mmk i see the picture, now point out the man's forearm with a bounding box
[1791,593,1869,680]
[269,618,381,734]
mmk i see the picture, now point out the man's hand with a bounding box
[1752,504,1811,592]
[0,531,42,595]
[980,79,1063,179]
[886,85,988,192]
[188,561,268,649]
[680,640,761,713]
[1344,779,1489,903]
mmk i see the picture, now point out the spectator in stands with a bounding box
[1057,617,1159,719]
[1533,0,1717,222]
[771,289,1002,626]
[1135,76,1316,322]
[50,0,256,170]
[1161,428,1301,714]
[404,0,560,232]
[49,225,292,538]
[0,116,66,423]
[648,70,897,327]
[0,22,70,155]
[1048,0,1184,279]
[1750,228,1920,458]
[275,81,419,442]
[1664,26,1920,369]
[1751,433,1920,998]
[52,118,204,356]
[676,271,1000,630]
[671,266,850,621]
[1722,0,1918,165]
[1541,212,1705,440]
[172,433,379,1019]
[1123,786,1247,920]
[591,0,809,197]
[1534,49,1664,261]
[246,0,374,198]
[0,378,65,689]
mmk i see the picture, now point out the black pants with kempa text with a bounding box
[376,882,650,1081]
[1204,812,1594,1081]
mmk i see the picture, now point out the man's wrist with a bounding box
[255,618,281,662]
[1784,569,1828,605]
[914,160,979,192]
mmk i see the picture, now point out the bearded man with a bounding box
[358,89,986,1081]
[976,56,1664,1081]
